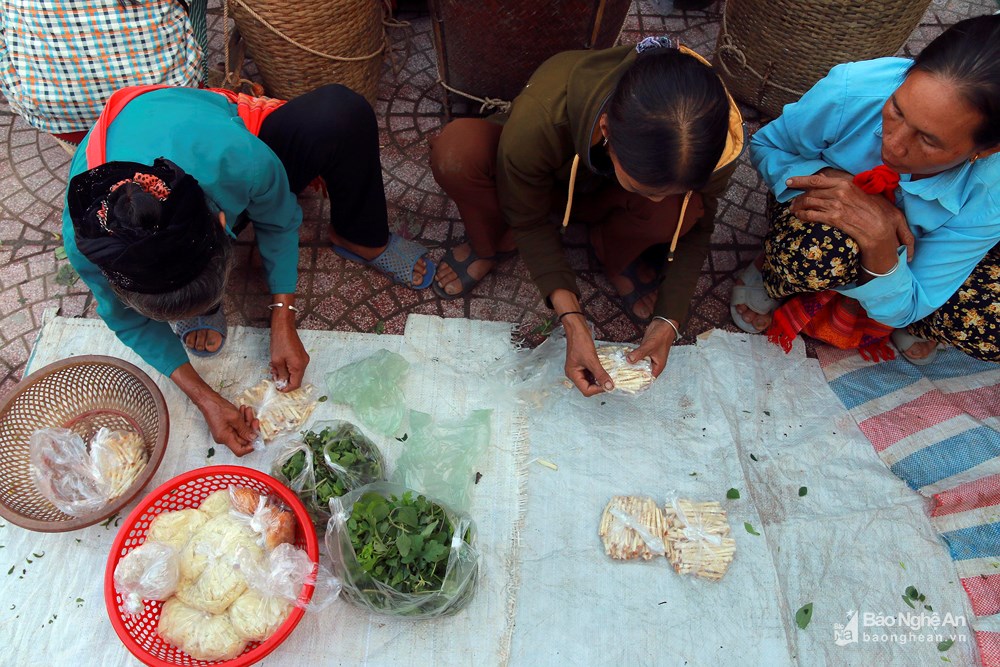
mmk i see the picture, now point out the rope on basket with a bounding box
[226,0,388,62]
[436,80,512,115]
[715,11,805,98]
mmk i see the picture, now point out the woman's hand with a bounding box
[563,315,615,396]
[269,295,310,391]
[200,395,260,457]
[786,174,915,267]
[627,318,678,378]
[171,363,259,456]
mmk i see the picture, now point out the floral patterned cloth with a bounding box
[761,202,1000,362]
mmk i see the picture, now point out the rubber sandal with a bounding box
[171,307,228,358]
[431,247,516,300]
[730,262,780,334]
[332,233,437,290]
[614,259,662,326]
[891,329,939,366]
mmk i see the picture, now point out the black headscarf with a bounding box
[68,158,219,294]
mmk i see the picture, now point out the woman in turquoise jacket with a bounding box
[65,84,435,454]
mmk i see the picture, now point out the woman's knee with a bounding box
[765,216,860,285]
[311,84,377,137]
[429,119,497,189]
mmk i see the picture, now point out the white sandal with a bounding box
[891,329,939,366]
[730,263,780,334]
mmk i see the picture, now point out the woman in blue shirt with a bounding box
[66,84,436,455]
[732,15,1000,364]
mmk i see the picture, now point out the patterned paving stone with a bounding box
[0,0,992,397]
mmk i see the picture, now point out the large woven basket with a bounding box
[226,0,385,104]
[713,0,932,118]
[0,355,168,532]
[429,0,632,115]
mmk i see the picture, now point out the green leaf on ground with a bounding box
[795,602,813,630]
[726,488,740,500]
[938,638,954,652]
[744,522,760,536]
[905,585,919,600]
[749,453,758,461]
[318,395,328,402]
[207,447,215,459]
[54,264,78,287]
[374,321,386,335]
[902,595,915,609]
[798,486,808,497]
[54,246,67,260]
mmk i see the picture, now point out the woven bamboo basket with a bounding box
[225,0,386,104]
[0,356,168,532]
[429,0,632,115]
[713,0,932,118]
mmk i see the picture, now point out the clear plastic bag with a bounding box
[226,486,296,551]
[114,541,181,615]
[270,421,387,530]
[237,379,318,447]
[598,496,666,561]
[391,410,491,513]
[326,350,409,436]
[90,427,149,500]
[326,482,479,619]
[594,344,655,395]
[237,542,341,611]
[157,597,246,661]
[662,493,736,581]
[29,427,109,517]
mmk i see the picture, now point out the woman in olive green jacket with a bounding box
[431,37,744,395]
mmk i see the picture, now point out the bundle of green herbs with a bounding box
[271,421,386,530]
[326,482,479,618]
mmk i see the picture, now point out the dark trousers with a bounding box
[257,84,389,248]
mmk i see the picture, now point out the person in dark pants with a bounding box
[64,84,435,455]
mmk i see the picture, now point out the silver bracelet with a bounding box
[860,259,899,278]
[652,316,681,340]
[267,302,300,313]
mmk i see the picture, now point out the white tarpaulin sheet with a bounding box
[2,314,522,666]
[1,316,982,665]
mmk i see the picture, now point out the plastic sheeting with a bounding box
[508,331,979,666]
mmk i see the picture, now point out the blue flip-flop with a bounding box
[171,307,228,358]
[332,233,436,289]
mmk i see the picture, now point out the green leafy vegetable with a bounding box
[795,602,813,629]
[937,638,954,652]
[726,488,740,500]
[374,321,386,335]
[276,423,386,528]
[343,489,475,613]
[744,522,760,536]
[798,486,808,497]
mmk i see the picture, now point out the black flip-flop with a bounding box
[432,246,517,300]
[615,259,662,326]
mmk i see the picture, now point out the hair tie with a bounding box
[635,36,677,55]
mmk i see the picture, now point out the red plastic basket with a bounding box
[104,466,319,667]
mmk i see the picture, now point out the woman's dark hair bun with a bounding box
[107,183,164,235]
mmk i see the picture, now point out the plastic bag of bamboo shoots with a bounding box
[662,493,736,581]
[237,379,318,448]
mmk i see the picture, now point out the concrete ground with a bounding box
[0,0,993,397]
